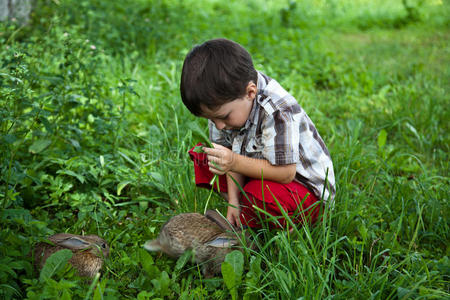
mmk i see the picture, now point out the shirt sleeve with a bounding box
[261,108,300,165]
[208,120,232,149]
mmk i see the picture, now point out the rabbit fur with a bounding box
[144,210,252,278]
[34,233,109,278]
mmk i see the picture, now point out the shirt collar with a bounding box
[256,70,269,91]
[247,98,259,125]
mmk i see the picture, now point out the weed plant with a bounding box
[0,0,448,299]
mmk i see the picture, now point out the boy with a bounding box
[181,38,335,228]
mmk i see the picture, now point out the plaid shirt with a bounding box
[209,71,335,202]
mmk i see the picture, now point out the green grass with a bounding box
[0,0,449,299]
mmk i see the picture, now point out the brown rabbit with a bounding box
[144,210,253,278]
[33,233,109,278]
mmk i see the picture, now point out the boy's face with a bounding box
[200,82,257,130]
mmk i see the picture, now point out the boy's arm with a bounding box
[232,153,296,184]
[225,171,245,226]
[204,143,297,184]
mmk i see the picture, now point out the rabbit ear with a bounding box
[205,210,235,232]
[57,237,91,250]
[205,237,238,248]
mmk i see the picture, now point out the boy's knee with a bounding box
[242,179,264,193]
[242,179,280,201]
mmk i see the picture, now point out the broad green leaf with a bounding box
[221,261,237,300]
[88,114,95,123]
[358,223,368,240]
[148,172,164,184]
[225,250,244,281]
[377,129,387,149]
[118,151,138,168]
[117,181,131,195]
[29,139,52,154]
[69,138,80,149]
[243,257,261,300]
[57,170,85,184]
[139,249,159,279]
[139,248,154,264]
[137,291,156,300]
[150,271,170,296]
[249,255,262,278]
[39,249,73,282]
[405,122,420,140]
[175,250,192,272]
[39,116,53,133]
[158,271,171,296]
[61,290,71,300]
[99,155,105,167]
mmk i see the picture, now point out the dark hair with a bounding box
[180,38,257,116]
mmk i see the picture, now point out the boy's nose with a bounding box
[214,120,226,130]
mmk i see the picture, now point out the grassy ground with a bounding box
[0,0,448,299]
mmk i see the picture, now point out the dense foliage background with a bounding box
[0,0,448,299]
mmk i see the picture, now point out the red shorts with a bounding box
[188,143,321,228]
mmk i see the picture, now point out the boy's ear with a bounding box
[246,81,257,101]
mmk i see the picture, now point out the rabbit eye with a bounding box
[101,243,106,249]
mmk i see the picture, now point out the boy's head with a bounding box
[180,38,258,117]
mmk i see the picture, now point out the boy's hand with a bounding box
[227,205,241,228]
[203,143,235,175]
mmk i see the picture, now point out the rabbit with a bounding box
[33,233,110,278]
[144,210,253,278]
